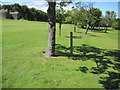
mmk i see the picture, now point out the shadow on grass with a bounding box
[89,35,98,37]
[65,36,83,39]
[55,44,120,89]
[76,31,83,34]
[92,28,110,33]
[99,71,120,89]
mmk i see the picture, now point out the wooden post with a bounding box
[70,32,73,56]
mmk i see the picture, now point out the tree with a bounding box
[72,8,79,32]
[83,3,98,34]
[65,2,85,32]
[101,16,111,33]
[105,11,116,26]
[56,2,66,36]
[101,11,117,33]
[89,8,102,30]
[74,2,94,34]
[65,10,73,24]
[56,2,73,36]
[110,11,117,22]
[73,2,102,34]
[2,4,48,21]
[44,0,72,57]
[65,9,78,32]
[112,19,120,30]
[44,1,56,57]
[67,2,102,34]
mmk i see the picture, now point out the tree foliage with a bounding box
[56,2,69,36]
[2,3,48,22]
[100,11,117,32]
[112,19,120,30]
[71,2,102,34]
[102,11,117,27]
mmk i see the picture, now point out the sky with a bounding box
[0,0,119,17]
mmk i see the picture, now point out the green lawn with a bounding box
[2,19,120,88]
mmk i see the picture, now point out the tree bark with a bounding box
[84,24,89,35]
[44,2,56,57]
[59,23,62,36]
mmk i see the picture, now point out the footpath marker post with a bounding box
[70,32,73,56]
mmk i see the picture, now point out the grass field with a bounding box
[2,19,120,88]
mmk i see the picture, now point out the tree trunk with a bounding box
[90,26,92,31]
[74,23,77,32]
[104,27,108,33]
[84,24,89,35]
[44,2,56,57]
[104,25,108,33]
[59,23,62,36]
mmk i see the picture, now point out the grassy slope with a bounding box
[2,19,119,88]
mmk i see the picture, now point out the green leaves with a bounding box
[2,4,48,21]
[112,19,120,30]
[56,9,66,23]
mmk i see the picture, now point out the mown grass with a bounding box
[2,19,120,88]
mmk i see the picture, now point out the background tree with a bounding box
[112,19,120,30]
[110,11,117,22]
[74,2,94,34]
[56,2,67,36]
[2,4,48,21]
[72,7,80,32]
[65,2,86,32]
[105,11,112,27]
[101,11,117,33]
[65,2,102,33]
[89,8,102,30]
[65,9,78,32]
[65,10,73,24]
[101,16,111,33]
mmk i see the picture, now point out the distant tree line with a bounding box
[1,3,120,31]
[1,3,48,22]
[56,2,120,32]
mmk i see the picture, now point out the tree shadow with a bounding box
[93,30,106,33]
[65,36,83,39]
[89,35,98,37]
[76,31,83,33]
[76,66,88,73]
[93,28,105,30]
[99,71,120,89]
[55,44,120,89]
[91,28,111,33]
[55,44,69,56]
